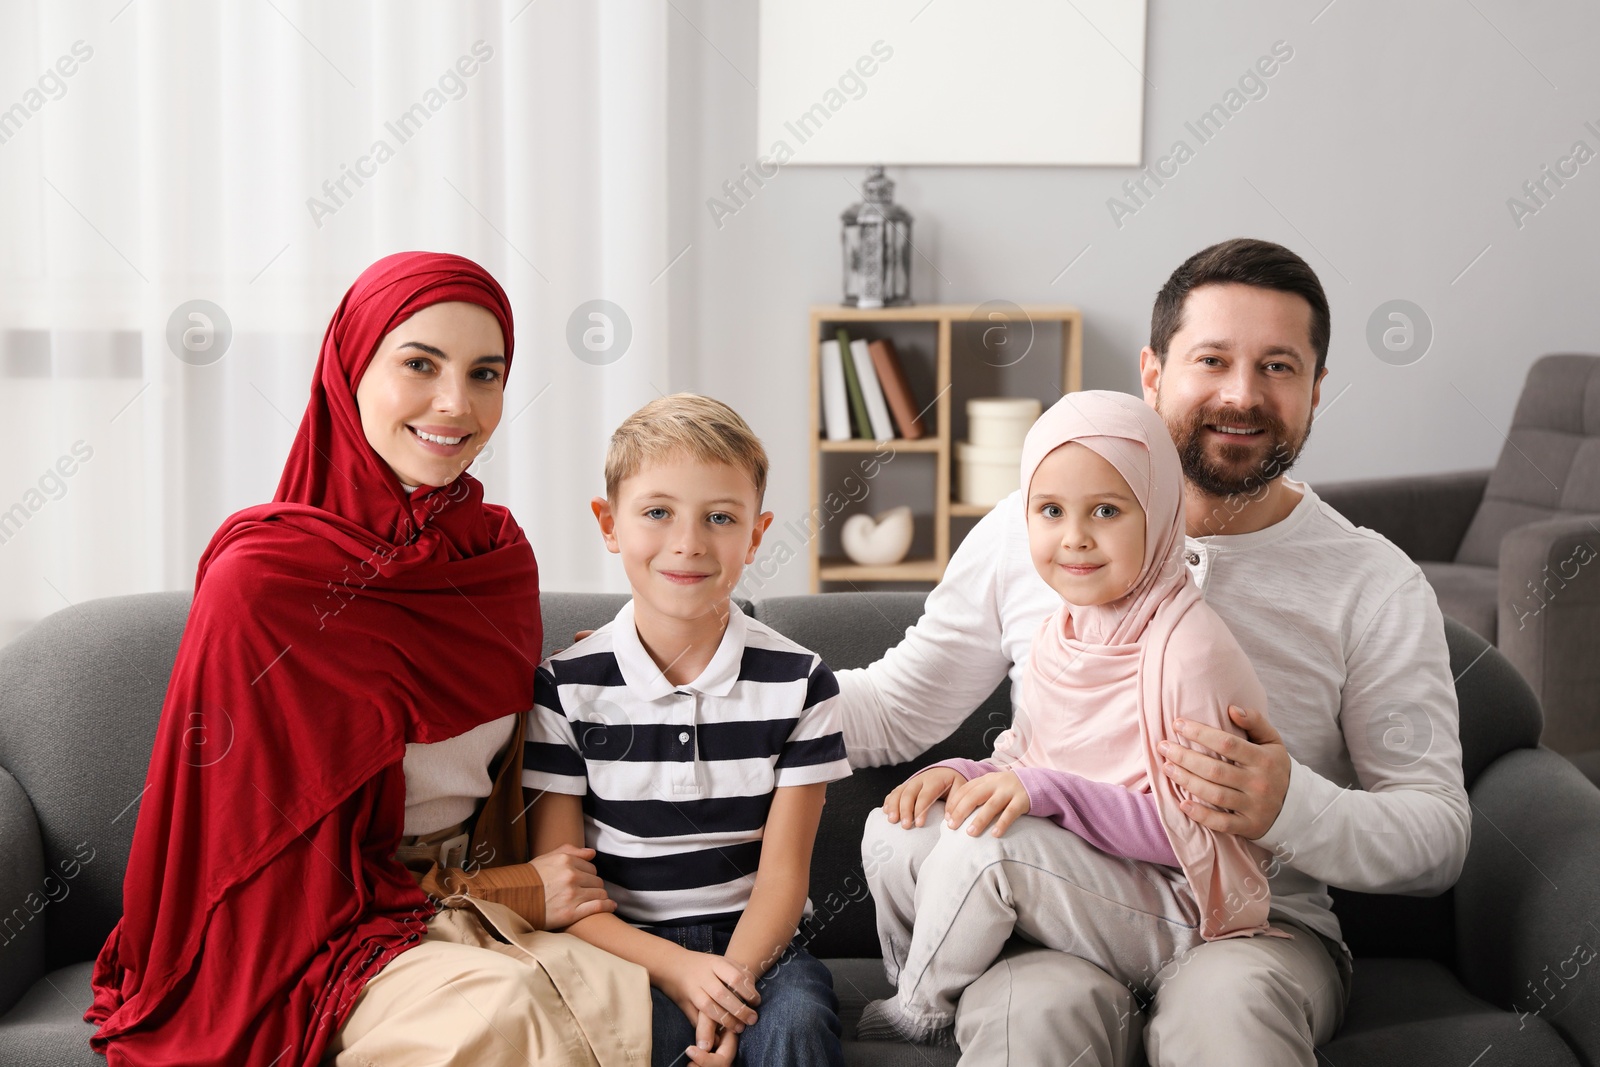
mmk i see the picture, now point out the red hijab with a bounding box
[85,252,541,1066]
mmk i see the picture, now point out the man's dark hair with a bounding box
[1149,238,1330,375]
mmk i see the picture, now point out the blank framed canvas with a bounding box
[755,0,1148,166]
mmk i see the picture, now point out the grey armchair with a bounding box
[1318,353,1600,778]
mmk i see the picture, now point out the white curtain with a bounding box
[0,0,669,642]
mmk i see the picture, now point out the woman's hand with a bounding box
[945,770,1031,837]
[686,1011,739,1066]
[660,949,760,1038]
[883,767,965,829]
[530,844,614,928]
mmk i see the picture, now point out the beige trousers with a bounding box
[864,803,1346,1066]
[323,899,652,1067]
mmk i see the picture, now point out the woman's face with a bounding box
[355,301,506,488]
[1026,442,1147,607]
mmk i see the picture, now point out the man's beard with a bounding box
[1165,403,1311,499]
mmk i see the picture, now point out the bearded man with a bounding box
[838,238,1468,1067]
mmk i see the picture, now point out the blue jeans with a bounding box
[645,923,844,1067]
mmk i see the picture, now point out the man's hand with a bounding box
[945,770,1031,837]
[1159,704,1290,840]
[686,1012,739,1066]
[883,767,964,829]
[530,844,615,928]
[660,949,760,1040]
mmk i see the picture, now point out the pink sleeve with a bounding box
[1014,767,1178,865]
[919,760,1177,867]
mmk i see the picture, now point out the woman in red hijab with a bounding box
[85,252,649,1066]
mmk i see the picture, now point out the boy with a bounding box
[524,394,850,1067]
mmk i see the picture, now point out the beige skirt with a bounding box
[323,897,651,1067]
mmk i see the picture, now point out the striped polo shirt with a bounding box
[522,600,850,927]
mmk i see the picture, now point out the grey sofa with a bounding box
[1316,353,1600,780]
[2,590,1599,1065]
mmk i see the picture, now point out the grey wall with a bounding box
[666,0,1600,597]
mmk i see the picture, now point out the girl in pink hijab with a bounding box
[859,390,1282,1046]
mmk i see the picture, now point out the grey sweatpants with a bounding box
[863,803,1203,1025]
[862,802,1346,1066]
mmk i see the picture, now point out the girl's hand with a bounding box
[945,770,1031,837]
[883,767,965,828]
[686,1012,739,1066]
[530,844,614,928]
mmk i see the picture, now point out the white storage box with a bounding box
[956,441,1023,506]
[966,397,1042,448]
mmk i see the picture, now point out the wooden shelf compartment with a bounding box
[808,303,1082,593]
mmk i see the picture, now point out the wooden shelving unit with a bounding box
[808,303,1082,593]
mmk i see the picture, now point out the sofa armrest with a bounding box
[1454,748,1600,1060]
[1496,514,1600,753]
[1314,469,1490,562]
[0,764,45,1016]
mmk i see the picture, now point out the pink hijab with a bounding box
[1012,390,1279,941]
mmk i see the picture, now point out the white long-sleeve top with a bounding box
[402,714,517,837]
[837,481,1470,945]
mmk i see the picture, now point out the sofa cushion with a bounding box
[1419,561,1497,643]
[537,592,634,659]
[0,961,101,1067]
[0,591,190,972]
[1318,958,1578,1065]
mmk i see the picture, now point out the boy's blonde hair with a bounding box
[604,393,769,505]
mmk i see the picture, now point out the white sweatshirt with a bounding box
[837,480,1471,945]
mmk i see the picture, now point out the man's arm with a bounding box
[836,495,1020,768]
[1168,573,1470,894]
[725,783,827,977]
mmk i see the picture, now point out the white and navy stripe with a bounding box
[523,600,849,926]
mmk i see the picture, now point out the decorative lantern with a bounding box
[841,166,912,308]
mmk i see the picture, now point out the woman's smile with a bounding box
[406,422,475,456]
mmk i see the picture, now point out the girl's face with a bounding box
[1026,442,1147,607]
[355,301,506,488]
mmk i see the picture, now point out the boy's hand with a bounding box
[945,770,1031,837]
[662,949,760,1037]
[530,844,614,928]
[883,767,964,829]
[686,1012,738,1066]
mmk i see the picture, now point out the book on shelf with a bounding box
[835,328,873,438]
[867,338,926,439]
[819,339,851,441]
[849,338,896,440]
